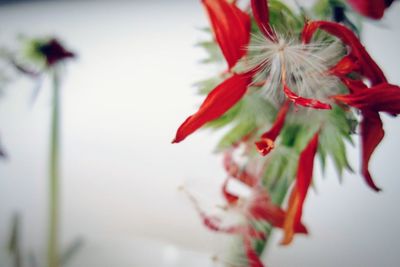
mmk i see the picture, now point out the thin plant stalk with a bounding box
[48,67,61,267]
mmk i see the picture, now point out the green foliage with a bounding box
[263,147,298,188]
[268,0,303,33]
[196,40,224,64]
[214,93,276,150]
[318,106,355,179]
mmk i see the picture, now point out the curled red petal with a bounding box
[283,84,332,110]
[203,0,251,70]
[251,0,275,40]
[282,132,319,245]
[360,110,384,192]
[222,177,239,204]
[173,73,251,143]
[302,21,387,86]
[347,0,388,19]
[255,139,275,157]
[333,83,400,113]
[255,101,290,156]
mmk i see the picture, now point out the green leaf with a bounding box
[216,121,256,150]
[196,40,224,64]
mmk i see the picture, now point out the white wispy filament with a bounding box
[246,31,343,103]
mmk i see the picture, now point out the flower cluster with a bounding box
[173,0,398,266]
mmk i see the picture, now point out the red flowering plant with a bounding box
[173,0,398,266]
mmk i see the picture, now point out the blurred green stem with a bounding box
[48,68,60,267]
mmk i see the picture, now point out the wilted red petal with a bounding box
[302,21,387,86]
[184,187,254,235]
[333,83,400,113]
[283,84,332,110]
[329,54,360,77]
[255,101,290,156]
[199,207,267,239]
[251,0,275,40]
[360,110,384,192]
[222,177,240,204]
[282,132,319,245]
[203,0,251,70]
[173,73,251,143]
[255,139,275,156]
[249,187,308,234]
[223,150,258,186]
[347,0,388,19]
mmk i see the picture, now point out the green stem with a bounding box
[48,68,60,267]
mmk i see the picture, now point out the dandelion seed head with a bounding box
[246,30,344,104]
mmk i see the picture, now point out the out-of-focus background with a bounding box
[0,1,399,267]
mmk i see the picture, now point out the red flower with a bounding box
[333,83,400,191]
[302,20,395,192]
[347,0,394,19]
[173,0,334,144]
[10,38,75,77]
[302,20,387,86]
[255,101,290,156]
[37,38,75,67]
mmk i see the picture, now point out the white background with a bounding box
[0,1,399,266]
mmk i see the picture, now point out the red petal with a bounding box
[173,73,251,143]
[255,101,290,156]
[333,83,400,113]
[360,110,384,192]
[347,0,387,19]
[340,77,368,94]
[282,132,319,245]
[222,177,240,204]
[329,54,360,77]
[223,150,258,187]
[302,21,387,86]
[203,0,251,70]
[283,84,332,110]
[251,0,275,40]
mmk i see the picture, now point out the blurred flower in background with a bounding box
[347,0,394,19]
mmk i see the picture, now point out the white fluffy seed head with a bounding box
[245,30,344,104]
